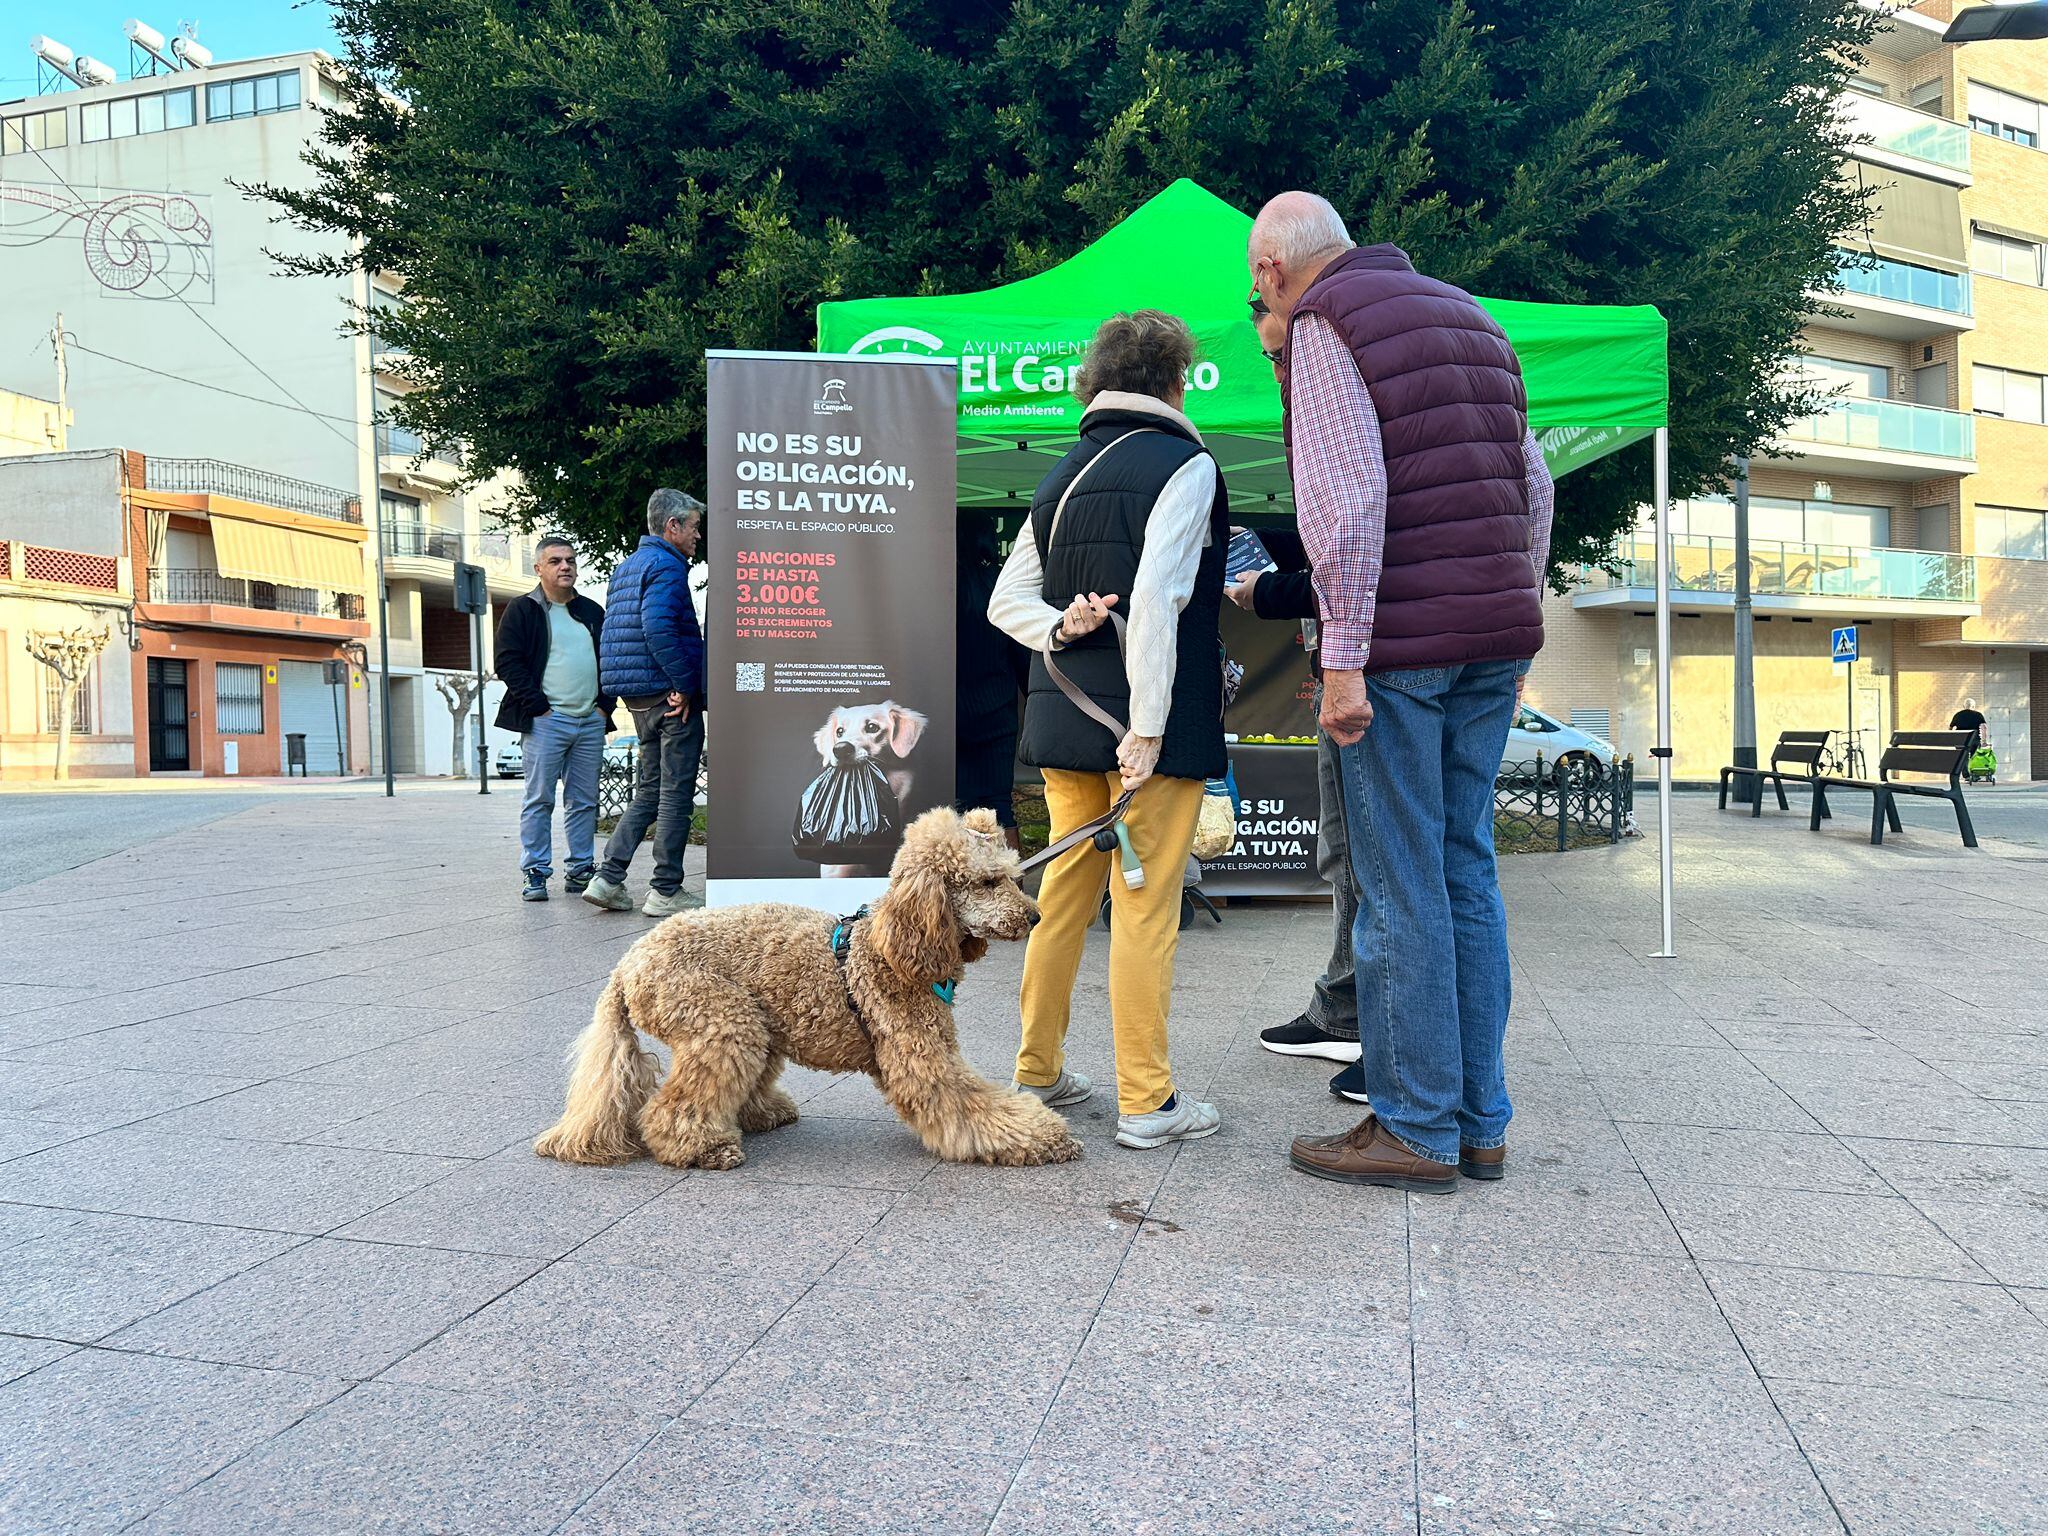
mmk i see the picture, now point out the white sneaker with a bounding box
[581,876,632,912]
[642,888,697,918]
[1116,1094,1220,1150]
[1013,1069,1093,1108]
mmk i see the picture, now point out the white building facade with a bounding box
[0,37,538,775]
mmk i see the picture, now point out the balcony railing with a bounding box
[375,425,462,469]
[145,458,362,524]
[1589,535,1976,604]
[1779,396,1976,460]
[1838,93,1972,174]
[149,567,366,620]
[380,520,519,565]
[1832,252,1971,316]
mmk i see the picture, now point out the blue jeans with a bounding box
[519,708,604,877]
[599,696,704,897]
[1337,659,1519,1164]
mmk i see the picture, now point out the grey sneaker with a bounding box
[581,875,632,912]
[642,888,697,918]
[1116,1094,1220,1150]
[1013,1069,1093,1108]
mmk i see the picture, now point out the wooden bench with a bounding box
[1808,730,1978,848]
[1719,730,1831,817]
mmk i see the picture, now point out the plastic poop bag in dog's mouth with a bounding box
[792,756,902,865]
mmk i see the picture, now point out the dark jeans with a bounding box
[1307,702,1360,1041]
[599,695,704,897]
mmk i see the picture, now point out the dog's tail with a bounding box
[533,977,659,1165]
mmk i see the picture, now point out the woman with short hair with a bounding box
[987,309,1228,1150]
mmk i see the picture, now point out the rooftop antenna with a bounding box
[30,35,88,91]
[126,19,179,77]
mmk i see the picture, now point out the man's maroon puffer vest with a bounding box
[1283,244,1543,674]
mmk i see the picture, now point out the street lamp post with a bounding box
[1731,456,1758,806]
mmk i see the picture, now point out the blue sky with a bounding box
[6,1,339,95]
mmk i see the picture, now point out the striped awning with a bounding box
[209,514,365,592]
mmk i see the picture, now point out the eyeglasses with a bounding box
[1261,346,1284,364]
[1247,290,1270,318]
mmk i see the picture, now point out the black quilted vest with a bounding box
[1017,406,1228,782]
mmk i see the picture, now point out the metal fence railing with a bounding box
[149,567,364,620]
[1495,754,1635,852]
[146,457,362,524]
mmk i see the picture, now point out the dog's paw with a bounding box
[697,1141,747,1171]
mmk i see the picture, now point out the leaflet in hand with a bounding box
[1226,527,1278,577]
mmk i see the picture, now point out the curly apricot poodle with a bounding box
[534,806,1083,1170]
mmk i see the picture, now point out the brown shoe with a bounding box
[1459,1143,1506,1181]
[1289,1115,1457,1193]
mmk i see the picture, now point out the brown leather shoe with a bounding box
[1289,1115,1457,1193]
[1459,1143,1506,1181]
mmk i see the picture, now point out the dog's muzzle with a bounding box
[832,741,857,764]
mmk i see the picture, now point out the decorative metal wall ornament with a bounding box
[0,182,214,303]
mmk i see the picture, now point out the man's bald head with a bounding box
[1248,191,1353,320]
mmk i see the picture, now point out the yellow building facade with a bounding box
[1532,0,2048,780]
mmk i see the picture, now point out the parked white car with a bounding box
[494,741,524,778]
[1504,706,1616,780]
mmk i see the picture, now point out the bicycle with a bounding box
[1817,727,1871,779]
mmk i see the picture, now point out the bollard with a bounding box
[1534,753,1545,832]
[1558,757,1570,851]
[1610,755,1622,842]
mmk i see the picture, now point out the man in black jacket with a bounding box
[493,535,614,901]
[1234,300,1366,1100]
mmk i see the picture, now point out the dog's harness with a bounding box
[829,908,958,1037]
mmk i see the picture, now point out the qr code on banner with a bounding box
[734,661,766,694]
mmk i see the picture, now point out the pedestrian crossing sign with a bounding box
[1831,626,1858,664]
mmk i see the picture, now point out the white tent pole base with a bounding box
[1651,425,1676,959]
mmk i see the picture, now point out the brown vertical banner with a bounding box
[704,351,959,909]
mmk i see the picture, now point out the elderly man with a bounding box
[584,489,707,918]
[493,535,612,903]
[1250,191,1554,1192]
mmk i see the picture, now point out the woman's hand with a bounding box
[1057,591,1119,644]
[1117,732,1162,791]
[1224,570,1262,611]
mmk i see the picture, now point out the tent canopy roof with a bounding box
[816,179,1667,515]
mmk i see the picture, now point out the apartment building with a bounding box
[0,446,376,778]
[0,33,536,776]
[1531,0,2048,780]
[0,412,132,779]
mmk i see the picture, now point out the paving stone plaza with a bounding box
[1,783,2044,1533]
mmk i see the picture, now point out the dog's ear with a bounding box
[883,702,928,758]
[869,852,959,987]
[813,717,836,766]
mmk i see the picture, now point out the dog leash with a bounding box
[1013,787,1141,886]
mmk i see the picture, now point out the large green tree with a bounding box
[264,0,1875,563]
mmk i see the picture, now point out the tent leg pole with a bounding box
[1652,426,1675,960]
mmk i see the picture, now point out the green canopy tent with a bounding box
[816,178,1679,953]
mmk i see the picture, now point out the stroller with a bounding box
[1966,734,1997,785]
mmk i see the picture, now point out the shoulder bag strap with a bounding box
[1040,429,1154,739]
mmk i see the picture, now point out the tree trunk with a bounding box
[53,679,75,782]
[451,711,467,779]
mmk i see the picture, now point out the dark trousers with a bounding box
[599,696,704,896]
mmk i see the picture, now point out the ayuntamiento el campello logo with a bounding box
[813,378,853,415]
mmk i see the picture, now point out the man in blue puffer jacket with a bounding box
[583,489,706,917]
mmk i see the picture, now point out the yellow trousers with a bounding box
[1015,769,1204,1115]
